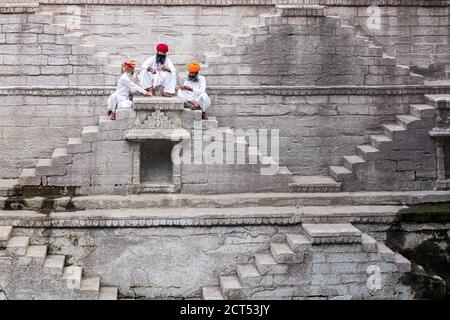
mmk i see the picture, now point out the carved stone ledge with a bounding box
[0,3,39,14]
[36,0,449,6]
[277,4,325,17]
[1,85,450,97]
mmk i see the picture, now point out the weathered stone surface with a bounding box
[302,223,362,244]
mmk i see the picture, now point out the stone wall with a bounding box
[204,14,422,86]
[0,94,105,179]
[0,88,445,181]
[325,5,450,79]
[209,88,433,175]
[8,222,410,299]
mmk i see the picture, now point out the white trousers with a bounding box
[107,93,133,113]
[138,70,176,94]
[177,90,211,112]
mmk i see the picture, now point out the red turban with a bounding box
[156,43,169,53]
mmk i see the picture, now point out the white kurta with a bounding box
[138,56,177,94]
[177,75,211,112]
[107,72,147,112]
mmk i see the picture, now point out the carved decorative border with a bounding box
[1,85,450,97]
[0,4,39,14]
[0,213,398,228]
[36,0,449,6]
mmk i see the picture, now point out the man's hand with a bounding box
[146,91,153,96]
[179,85,192,91]
[161,66,171,72]
[147,67,156,74]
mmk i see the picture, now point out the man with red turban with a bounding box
[138,43,177,97]
[107,59,152,120]
[177,62,211,120]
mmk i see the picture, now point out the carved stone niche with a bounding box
[125,97,190,193]
[428,95,450,190]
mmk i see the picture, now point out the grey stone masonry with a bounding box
[324,4,450,80]
[0,225,118,300]
[329,94,438,192]
[302,223,362,244]
[203,222,412,300]
[204,6,424,86]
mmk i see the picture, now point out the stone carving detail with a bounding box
[134,110,181,129]
[1,86,450,97]
[35,0,448,6]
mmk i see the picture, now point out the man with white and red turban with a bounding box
[107,59,152,120]
[138,43,177,97]
[177,62,211,120]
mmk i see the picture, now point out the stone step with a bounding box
[201,117,218,130]
[395,114,421,129]
[67,137,91,154]
[236,264,261,286]
[289,175,341,193]
[19,168,41,186]
[0,179,21,196]
[382,123,407,140]
[343,155,366,171]
[424,94,450,108]
[285,233,312,252]
[81,126,99,143]
[329,166,353,182]
[394,252,411,274]
[370,134,393,151]
[35,158,66,176]
[254,253,289,275]
[270,242,303,264]
[219,275,243,300]
[99,286,118,300]
[25,245,48,264]
[356,145,381,161]
[81,277,101,292]
[52,148,72,166]
[361,233,378,253]
[202,286,224,300]
[376,242,396,262]
[62,266,83,290]
[0,226,12,247]
[44,255,66,275]
[302,223,362,244]
[410,104,436,119]
[7,236,30,256]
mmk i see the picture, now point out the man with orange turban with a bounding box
[138,43,177,97]
[177,62,211,120]
[107,59,152,120]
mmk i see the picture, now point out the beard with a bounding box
[156,54,167,65]
[188,74,199,82]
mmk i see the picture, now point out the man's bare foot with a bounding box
[184,102,194,109]
[190,105,201,110]
[202,112,208,120]
[107,109,112,116]
[146,91,153,97]
[162,92,175,97]
[110,112,116,120]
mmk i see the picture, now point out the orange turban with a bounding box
[188,62,201,73]
[123,59,137,69]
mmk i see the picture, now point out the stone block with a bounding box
[302,223,362,244]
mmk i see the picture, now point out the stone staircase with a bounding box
[0,225,117,300]
[200,5,425,193]
[202,223,412,300]
[329,95,438,192]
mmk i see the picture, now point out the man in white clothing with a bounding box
[107,59,152,120]
[138,43,177,97]
[177,62,211,120]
